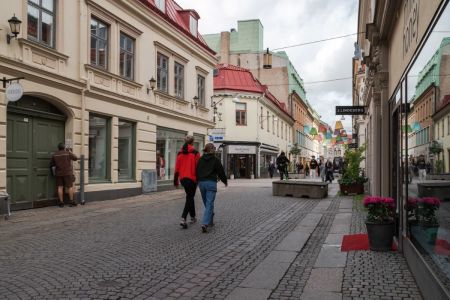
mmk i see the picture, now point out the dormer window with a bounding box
[155,0,165,12]
[189,15,197,36]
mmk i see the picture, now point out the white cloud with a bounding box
[176,0,358,132]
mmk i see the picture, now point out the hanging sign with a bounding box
[348,143,358,149]
[5,82,23,102]
[335,106,366,115]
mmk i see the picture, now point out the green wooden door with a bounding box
[7,113,65,209]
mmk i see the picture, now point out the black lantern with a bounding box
[263,48,272,69]
[7,14,22,44]
[192,96,199,108]
[147,77,156,93]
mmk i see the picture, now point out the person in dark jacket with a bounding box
[50,142,78,207]
[268,161,276,178]
[276,152,290,180]
[174,135,201,229]
[197,143,227,233]
[310,156,318,179]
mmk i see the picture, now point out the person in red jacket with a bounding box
[173,135,201,229]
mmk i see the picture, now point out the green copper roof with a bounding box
[414,37,450,100]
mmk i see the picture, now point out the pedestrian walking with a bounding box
[305,164,310,177]
[197,143,227,233]
[268,161,276,178]
[319,160,326,182]
[325,159,334,183]
[417,155,427,181]
[310,156,318,179]
[276,152,290,180]
[50,142,78,207]
[173,135,201,229]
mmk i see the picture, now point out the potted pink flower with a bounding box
[363,196,396,251]
[413,197,441,245]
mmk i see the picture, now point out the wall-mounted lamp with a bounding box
[263,48,272,69]
[192,96,199,108]
[147,77,156,94]
[7,14,21,44]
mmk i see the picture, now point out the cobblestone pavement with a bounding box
[0,179,423,299]
[342,199,423,300]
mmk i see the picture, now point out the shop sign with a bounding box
[228,145,256,154]
[5,82,23,102]
[209,135,224,141]
[348,143,358,149]
[335,106,366,115]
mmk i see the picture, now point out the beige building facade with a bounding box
[1,0,216,209]
[356,0,450,298]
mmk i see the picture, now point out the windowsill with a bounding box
[89,179,112,184]
[18,38,69,60]
[236,124,248,126]
[175,97,189,105]
[85,64,143,88]
[198,106,209,112]
[118,179,137,183]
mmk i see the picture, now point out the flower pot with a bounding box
[339,183,364,195]
[365,221,395,251]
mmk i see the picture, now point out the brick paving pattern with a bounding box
[342,198,423,300]
[268,198,340,300]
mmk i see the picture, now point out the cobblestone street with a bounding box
[0,179,422,299]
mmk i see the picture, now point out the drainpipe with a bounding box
[79,87,87,204]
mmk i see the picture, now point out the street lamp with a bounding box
[147,77,156,94]
[192,96,199,108]
[7,14,22,44]
[263,48,272,69]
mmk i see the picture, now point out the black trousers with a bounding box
[180,178,197,219]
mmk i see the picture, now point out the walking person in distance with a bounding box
[197,143,227,233]
[173,135,200,229]
[310,156,318,179]
[276,152,290,180]
[50,142,78,207]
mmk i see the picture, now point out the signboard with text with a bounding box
[228,145,256,154]
[335,106,366,115]
[348,143,358,149]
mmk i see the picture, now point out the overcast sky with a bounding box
[176,0,358,132]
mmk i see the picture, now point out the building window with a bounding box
[27,0,55,47]
[90,18,108,69]
[281,122,283,138]
[157,53,169,93]
[442,120,445,138]
[197,75,205,106]
[89,115,111,181]
[235,103,247,125]
[272,115,275,134]
[118,120,135,181]
[174,62,184,99]
[189,15,197,36]
[155,0,165,12]
[119,33,134,80]
[267,111,270,132]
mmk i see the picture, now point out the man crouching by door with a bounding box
[51,142,78,207]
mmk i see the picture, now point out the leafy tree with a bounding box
[339,144,367,185]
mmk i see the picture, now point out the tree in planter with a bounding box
[338,144,367,186]
[289,143,301,173]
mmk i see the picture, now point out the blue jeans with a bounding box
[198,180,217,226]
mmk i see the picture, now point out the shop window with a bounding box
[156,127,187,180]
[89,115,111,182]
[267,111,270,132]
[197,75,205,107]
[193,134,205,154]
[28,0,55,48]
[118,120,135,181]
[174,62,184,99]
[235,103,246,125]
[405,3,450,291]
[119,33,134,80]
[90,18,108,69]
[157,53,169,93]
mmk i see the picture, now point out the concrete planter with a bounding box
[366,221,395,251]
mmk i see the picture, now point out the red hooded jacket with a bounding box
[174,144,200,183]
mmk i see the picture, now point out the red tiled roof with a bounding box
[214,64,293,120]
[137,0,215,56]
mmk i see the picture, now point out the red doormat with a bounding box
[341,234,397,251]
[435,239,450,256]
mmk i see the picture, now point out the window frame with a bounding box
[27,0,56,48]
[155,0,165,12]
[90,17,109,70]
[174,62,185,99]
[189,15,197,36]
[88,114,111,183]
[118,119,136,182]
[197,74,206,107]
[235,102,247,126]
[119,32,135,80]
[157,52,169,93]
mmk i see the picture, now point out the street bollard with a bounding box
[0,191,11,220]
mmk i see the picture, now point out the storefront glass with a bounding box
[405,4,450,292]
[193,134,205,154]
[89,115,110,181]
[156,127,187,180]
[118,120,135,181]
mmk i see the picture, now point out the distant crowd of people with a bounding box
[269,154,336,183]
